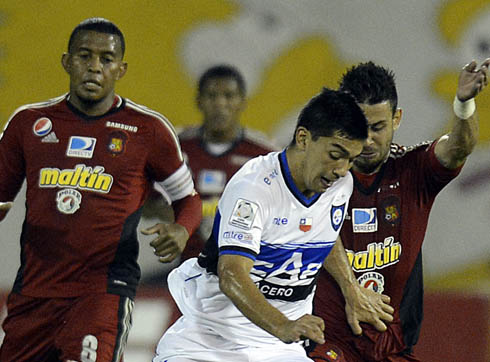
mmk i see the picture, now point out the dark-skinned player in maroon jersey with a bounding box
[307,60,489,362]
[143,64,277,277]
[0,18,201,362]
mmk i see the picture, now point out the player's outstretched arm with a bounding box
[323,236,394,335]
[435,58,490,169]
[218,254,325,344]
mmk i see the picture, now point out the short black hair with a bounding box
[291,88,368,145]
[339,61,397,115]
[68,17,125,57]
[198,64,246,96]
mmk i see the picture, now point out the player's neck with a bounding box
[67,93,117,117]
[203,126,240,144]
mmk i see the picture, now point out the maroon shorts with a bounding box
[0,292,133,362]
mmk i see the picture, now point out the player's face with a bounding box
[62,30,127,113]
[198,77,246,141]
[299,132,363,197]
[353,102,401,174]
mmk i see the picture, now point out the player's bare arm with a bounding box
[141,222,189,263]
[435,58,490,169]
[323,236,394,335]
[218,254,325,344]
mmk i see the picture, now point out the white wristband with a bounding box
[453,96,475,119]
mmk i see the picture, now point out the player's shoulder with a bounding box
[8,94,67,119]
[388,141,434,160]
[123,97,179,135]
[228,152,280,188]
[178,126,201,141]
[3,95,67,133]
[242,128,280,151]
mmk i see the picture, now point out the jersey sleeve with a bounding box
[146,115,195,202]
[423,140,463,194]
[215,176,269,261]
[0,111,27,205]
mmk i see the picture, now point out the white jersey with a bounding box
[168,150,353,348]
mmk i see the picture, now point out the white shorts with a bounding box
[153,316,313,362]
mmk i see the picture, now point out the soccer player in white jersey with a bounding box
[153,88,394,362]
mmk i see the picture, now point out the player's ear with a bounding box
[295,127,309,150]
[61,53,71,74]
[115,61,128,81]
[393,108,402,130]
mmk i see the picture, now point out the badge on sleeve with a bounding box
[229,199,259,230]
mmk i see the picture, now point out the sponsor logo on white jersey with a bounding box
[229,199,258,230]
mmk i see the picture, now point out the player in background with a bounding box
[0,18,201,362]
[307,60,489,361]
[153,88,394,362]
[142,64,277,283]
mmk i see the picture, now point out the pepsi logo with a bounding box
[33,117,52,137]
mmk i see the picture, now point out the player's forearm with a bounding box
[323,238,358,298]
[172,192,202,237]
[218,266,290,339]
[447,110,479,162]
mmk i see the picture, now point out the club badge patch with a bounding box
[331,203,345,231]
[56,188,82,214]
[66,136,97,159]
[352,208,378,233]
[381,196,401,225]
[107,131,128,156]
[33,117,52,137]
[229,199,258,230]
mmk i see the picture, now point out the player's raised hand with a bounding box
[457,58,490,101]
[141,222,189,263]
[344,287,394,335]
[0,202,13,211]
[276,314,325,345]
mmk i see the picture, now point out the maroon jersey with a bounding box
[311,142,462,360]
[0,94,187,299]
[178,126,277,260]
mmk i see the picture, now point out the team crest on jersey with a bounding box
[331,203,345,231]
[229,199,258,230]
[107,131,128,156]
[381,196,401,225]
[56,188,82,214]
[358,271,385,294]
[352,208,378,233]
[66,136,97,159]
[32,117,52,137]
[299,217,312,232]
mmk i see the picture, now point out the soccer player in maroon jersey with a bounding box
[0,18,201,362]
[142,64,278,279]
[307,60,489,361]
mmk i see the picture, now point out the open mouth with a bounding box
[320,176,333,188]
